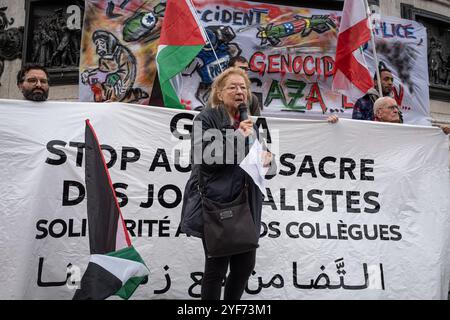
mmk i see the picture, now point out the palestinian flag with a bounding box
[156,0,207,109]
[73,120,149,300]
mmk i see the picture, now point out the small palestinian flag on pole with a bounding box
[156,0,207,108]
[73,120,149,300]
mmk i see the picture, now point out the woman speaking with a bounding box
[179,67,276,300]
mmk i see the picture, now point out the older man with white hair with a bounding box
[373,97,450,134]
[373,97,401,123]
[331,97,450,134]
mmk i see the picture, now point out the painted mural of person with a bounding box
[182,25,241,110]
[80,30,148,103]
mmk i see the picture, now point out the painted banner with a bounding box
[365,14,430,125]
[1,99,449,300]
[79,0,166,104]
[79,0,430,125]
[181,0,430,124]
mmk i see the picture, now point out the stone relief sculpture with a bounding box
[428,37,444,85]
[30,7,81,69]
[0,7,24,86]
[427,31,450,87]
[404,2,450,101]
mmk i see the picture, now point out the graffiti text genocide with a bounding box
[250,52,334,79]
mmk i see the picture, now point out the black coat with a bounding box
[179,105,276,239]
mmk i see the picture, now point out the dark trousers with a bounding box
[201,243,256,300]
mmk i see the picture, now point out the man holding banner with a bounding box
[352,64,397,122]
[373,97,450,133]
[16,63,50,102]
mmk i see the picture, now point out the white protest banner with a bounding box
[0,99,449,299]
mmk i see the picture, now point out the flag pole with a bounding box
[189,0,224,73]
[364,0,383,97]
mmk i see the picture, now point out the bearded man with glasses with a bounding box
[16,63,50,102]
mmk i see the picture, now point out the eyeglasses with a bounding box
[224,85,247,92]
[383,105,398,111]
[25,77,49,85]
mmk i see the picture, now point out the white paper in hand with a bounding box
[239,139,268,196]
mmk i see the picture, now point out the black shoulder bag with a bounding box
[198,169,259,258]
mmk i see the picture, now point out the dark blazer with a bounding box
[249,93,261,116]
[179,105,276,238]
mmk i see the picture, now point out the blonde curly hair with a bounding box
[208,67,251,108]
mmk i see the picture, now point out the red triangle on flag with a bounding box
[159,0,206,46]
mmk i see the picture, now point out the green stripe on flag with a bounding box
[107,246,149,299]
[157,44,203,108]
[157,45,203,81]
[116,276,147,300]
[160,76,184,109]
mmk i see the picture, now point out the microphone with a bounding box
[238,103,253,145]
[238,103,248,121]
